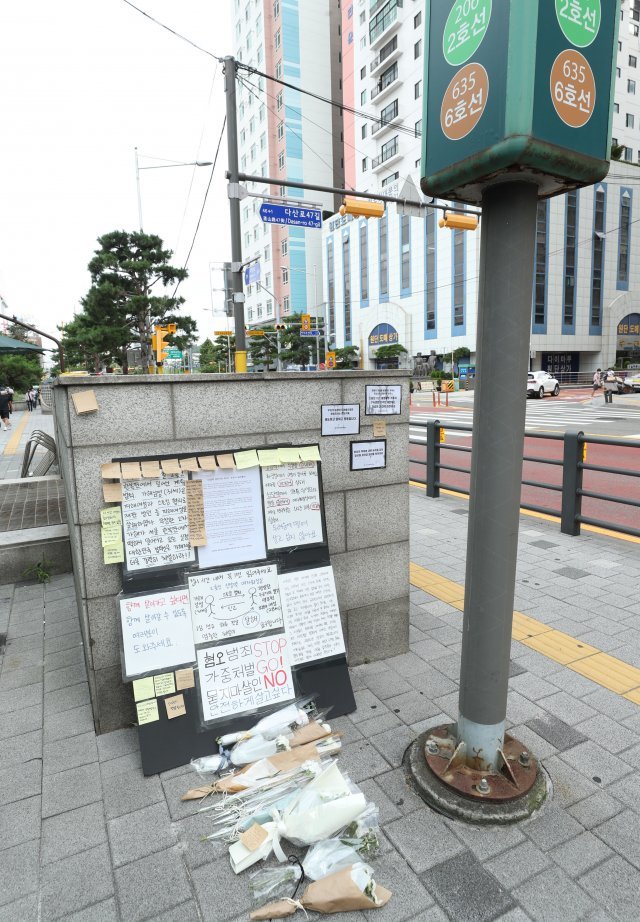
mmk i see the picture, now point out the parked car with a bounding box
[527,371,560,398]
[623,371,640,392]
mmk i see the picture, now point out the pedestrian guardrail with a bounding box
[411,419,640,540]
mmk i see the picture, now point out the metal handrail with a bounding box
[410,417,640,539]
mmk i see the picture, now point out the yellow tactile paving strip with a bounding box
[3,411,28,456]
[410,561,640,703]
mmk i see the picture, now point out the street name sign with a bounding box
[300,330,321,337]
[214,331,232,336]
[422,0,619,204]
[259,204,322,228]
[244,262,260,285]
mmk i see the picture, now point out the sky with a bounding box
[0,0,232,349]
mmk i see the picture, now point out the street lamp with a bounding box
[134,148,213,231]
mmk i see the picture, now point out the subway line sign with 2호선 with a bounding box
[421,0,619,204]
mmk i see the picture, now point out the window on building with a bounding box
[283,295,290,312]
[362,157,368,171]
[591,187,605,330]
[360,222,368,302]
[400,215,411,293]
[533,201,548,329]
[260,133,266,150]
[563,190,577,330]
[266,299,273,316]
[275,29,281,49]
[453,229,465,327]
[380,99,398,126]
[631,54,638,67]
[425,211,436,332]
[414,39,422,58]
[414,119,422,137]
[276,60,282,79]
[360,11,366,25]
[327,241,335,338]
[360,66,366,79]
[281,239,288,257]
[241,154,247,170]
[250,144,256,161]
[257,304,263,318]
[414,80,422,99]
[628,78,636,93]
[625,146,633,160]
[361,89,367,104]
[249,116,255,133]
[379,212,388,298]
[282,267,289,285]
[264,245,270,261]
[633,23,640,36]
[277,121,284,140]
[627,113,635,128]
[265,272,271,288]
[276,91,283,110]
[381,171,399,188]
[614,102,620,113]
[343,233,351,341]
[273,0,279,18]
[414,11,422,28]
[361,123,367,139]
[259,105,266,122]
[617,67,621,77]
[247,283,253,297]
[278,150,285,170]
[619,191,631,286]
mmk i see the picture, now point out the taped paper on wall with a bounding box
[121,475,195,572]
[193,468,266,569]
[188,563,282,644]
[71,390,99,415]
[279,566,346,665]
[197,633,295,723]
[102,482,123,503]
[136,699,159,725]
[185,479,207,547]
[262,462,323,550]
[119,588,195,679]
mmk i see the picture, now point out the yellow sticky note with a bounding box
[100,462,121,479]
[120,462,143,480]
[102,482,123,504]
[101,507,122,528]
[234,450,260,470]
[257,449,281,467]
[175,667,195,690]
[298,445,321,462]
[277,447,302,464]
[160,458,181,475]
[165,693,186,720]
[373,419,387,438]
[154,673,176,696]
[179,458,201,472]
[197,455,217,471]
[216,453,236,469]
[141,461,161,478]
[103,543,124,565]
[133,676,156,702]
[136,699,159,725]
[101,525,121,547]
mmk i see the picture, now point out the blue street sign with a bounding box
[244,261,260,285]
[300,330,321,337]
[259,203,322,229]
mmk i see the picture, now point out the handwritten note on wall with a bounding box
[197,633,294,723]
[121,475,195,572]
[119,589,196,679]
[194,469,267,569]
[188,564,282,644]
[279,566,346,665]
[262,462,324,550]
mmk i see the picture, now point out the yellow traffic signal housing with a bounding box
[153,325,170,362]
[301,314,311,332]
[166,323,177,333]
[339,197,385,219]
[438,211,479,231]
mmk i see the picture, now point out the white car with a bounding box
[527,371,560,398]
[624,372,640,392]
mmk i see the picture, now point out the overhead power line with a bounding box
[120,0,221,61]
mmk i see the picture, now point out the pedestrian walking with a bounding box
[603,368,617,404]
[0,386,12,430]
[28,387,37,410]
[25,390,33,411]
[592,368,602,396]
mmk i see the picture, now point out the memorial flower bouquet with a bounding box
[249,863,392,918]
[217,697,316,749]
[228,762,367,874]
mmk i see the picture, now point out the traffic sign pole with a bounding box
[224,56,247,373]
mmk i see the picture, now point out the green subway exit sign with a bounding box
[421,0,619,205]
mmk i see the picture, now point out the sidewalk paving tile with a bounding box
[42,802,108,865]
[579,856,640,920]
[0,728,42,767]
[0,895,39,922]
[514,867,594,922]
[0,839,40,907]
[593,809,640,871]
[566,790,624,829]
[102,769,164,820]
[0,757,41,806]
[421,851,516,922]
[385,808,466,874]
[485,840,551,889]
[0,702,42,740]
[43,731,98,775]
[0,680,42,714]
[191,856,253,922]
[63,899,119,922]
[442,816,525,861]
[523,805,585,850]
[44,682,90,716]
[42,762,102,818]
[364,850,434,921]
[0,794,41,850]
[560,740,634,784]
[525,715,588,752]
[108,801,177,867]
[40,843,114,922]
[115,847,192,922]
[44,703,95,743]
[548,830,613,877]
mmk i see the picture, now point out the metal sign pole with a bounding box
[224,56,247,373]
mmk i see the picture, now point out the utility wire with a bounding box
[173,116,226,301]
[120,0,221,61]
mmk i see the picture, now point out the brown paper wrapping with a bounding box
[249,900,298,920]
[289,721,331,747]
[302,867,392,913]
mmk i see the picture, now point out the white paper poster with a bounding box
[119,589,195,679]
[365,384,402,415]
[188,564,283,644]
[279,566,346,665]
[321,404,360,436]
[197,633,295,722]
[262,462,324,550]
[194,468,267,569]
[350,439,387,471]
[121,475,195,572]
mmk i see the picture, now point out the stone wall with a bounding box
[53,372,410,734]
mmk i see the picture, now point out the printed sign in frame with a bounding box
[350,439,387,471]
[365,384,402,416]
[321,404,361,437]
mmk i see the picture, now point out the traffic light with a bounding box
[301,314,311,332]
[438,211,479,231]
[166,323,177,333]
[326,351,336,369]
[339,197,385,219]
[275,324,287,332]
[152,324,178,363]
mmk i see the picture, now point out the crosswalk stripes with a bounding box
[410,400,640,431]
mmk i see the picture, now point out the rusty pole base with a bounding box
[406,725,550,825]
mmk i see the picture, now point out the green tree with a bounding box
[199,338,216,368]
[86,230,194,369]
[611,141,624,160]
[0,355,42,392]
[453,347,470,363]
[375,344,408,367]
[248,328,279,371]
[198,335,235,373]
[334,346,359,369]
[279,313,325,369]
[5,320,37,344]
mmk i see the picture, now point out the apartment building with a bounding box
[231,0,343,328]
[321,0,640,374]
